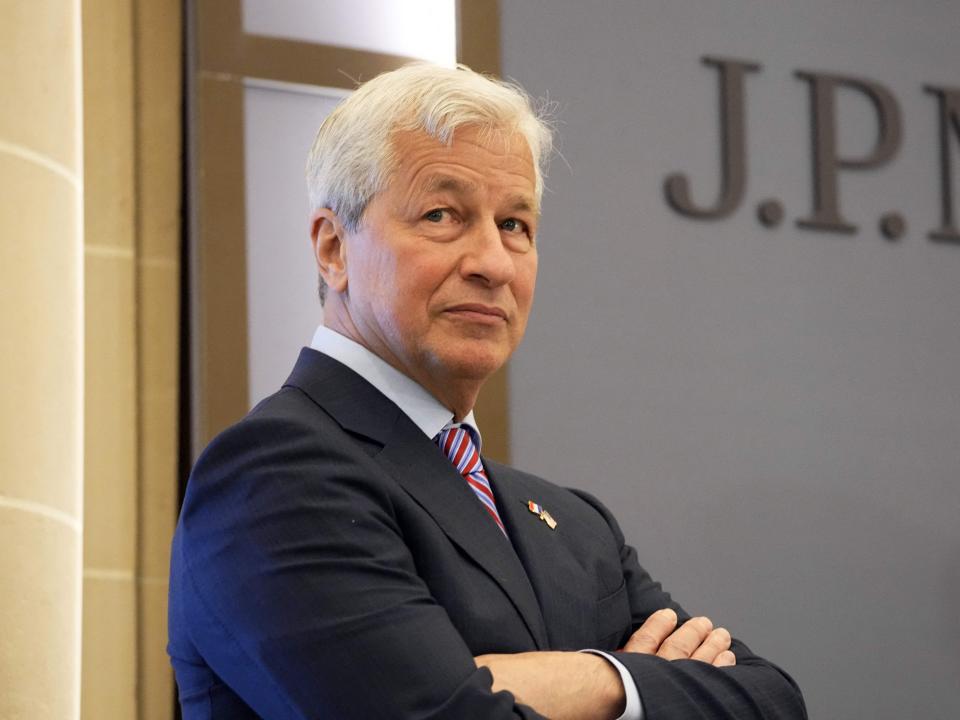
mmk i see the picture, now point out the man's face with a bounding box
[340,126,539,401]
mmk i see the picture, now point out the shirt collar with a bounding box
[310,325,481,449]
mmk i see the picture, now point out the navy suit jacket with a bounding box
[168,348,806,719]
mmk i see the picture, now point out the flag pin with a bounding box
[526,500,557,530]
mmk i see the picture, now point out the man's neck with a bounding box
[311,323,485,445]
[321,311,481,421]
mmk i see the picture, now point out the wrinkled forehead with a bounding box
[385,125,538,207]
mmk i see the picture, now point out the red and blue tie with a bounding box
[435,424,507,537]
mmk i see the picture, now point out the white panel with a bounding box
[242,0,457,66]
[244,81,349,405]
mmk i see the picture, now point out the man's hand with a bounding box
[623,608,736,667]
[474,610,735,718]
[475,651,627,720]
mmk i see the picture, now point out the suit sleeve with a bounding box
[570,489,808,720]
[174,408,545,720]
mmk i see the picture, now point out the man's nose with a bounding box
[460,219,516,287]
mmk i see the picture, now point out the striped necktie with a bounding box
[435,424,507,537]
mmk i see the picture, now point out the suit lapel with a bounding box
[284,348,549,650]
[489,464,565,588]
[488,461,596,650]
[377,437,549,649]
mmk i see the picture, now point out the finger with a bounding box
[713,650,737,667]
[622,608,678,653]
[657,616,713,660]
[690,627,732,664]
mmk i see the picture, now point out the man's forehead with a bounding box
[394,127,534,171]
[385,127,538,207]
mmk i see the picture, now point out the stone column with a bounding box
[0,2,85,719]
[80,0,139,715]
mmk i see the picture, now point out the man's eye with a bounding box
[500,218,528,234]
[424,209,448,222]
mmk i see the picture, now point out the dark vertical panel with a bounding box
[195,75,250,447]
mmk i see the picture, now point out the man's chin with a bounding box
[428,345,510,383]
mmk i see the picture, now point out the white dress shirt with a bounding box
[310,325,642,720]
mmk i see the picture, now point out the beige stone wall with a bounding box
[0,1,85,719]
[80,0,139,715]
[131,2,182,716]
[80,0,181,718]
[1,1,180,718]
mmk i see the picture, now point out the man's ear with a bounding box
[311,208,349,294]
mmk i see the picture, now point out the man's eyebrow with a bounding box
[420,175,480,195]
[504,194,537,214]
[418,175,538,213]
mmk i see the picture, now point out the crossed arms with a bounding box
[169,395,806,719]
[478,608,738,719]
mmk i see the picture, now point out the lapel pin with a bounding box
[526,500,558,530]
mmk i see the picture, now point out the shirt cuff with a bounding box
[580,650,643,720]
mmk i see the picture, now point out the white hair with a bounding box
[305,62,554,233]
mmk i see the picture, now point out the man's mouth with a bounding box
[444,304,509,323]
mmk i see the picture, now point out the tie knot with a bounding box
[434,423,507,537]
[435,424,483,476]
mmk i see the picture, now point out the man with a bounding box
[168,63,806,719]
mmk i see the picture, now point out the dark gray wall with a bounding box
[501,2,960,718]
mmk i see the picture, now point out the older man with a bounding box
[168,63,805,719]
